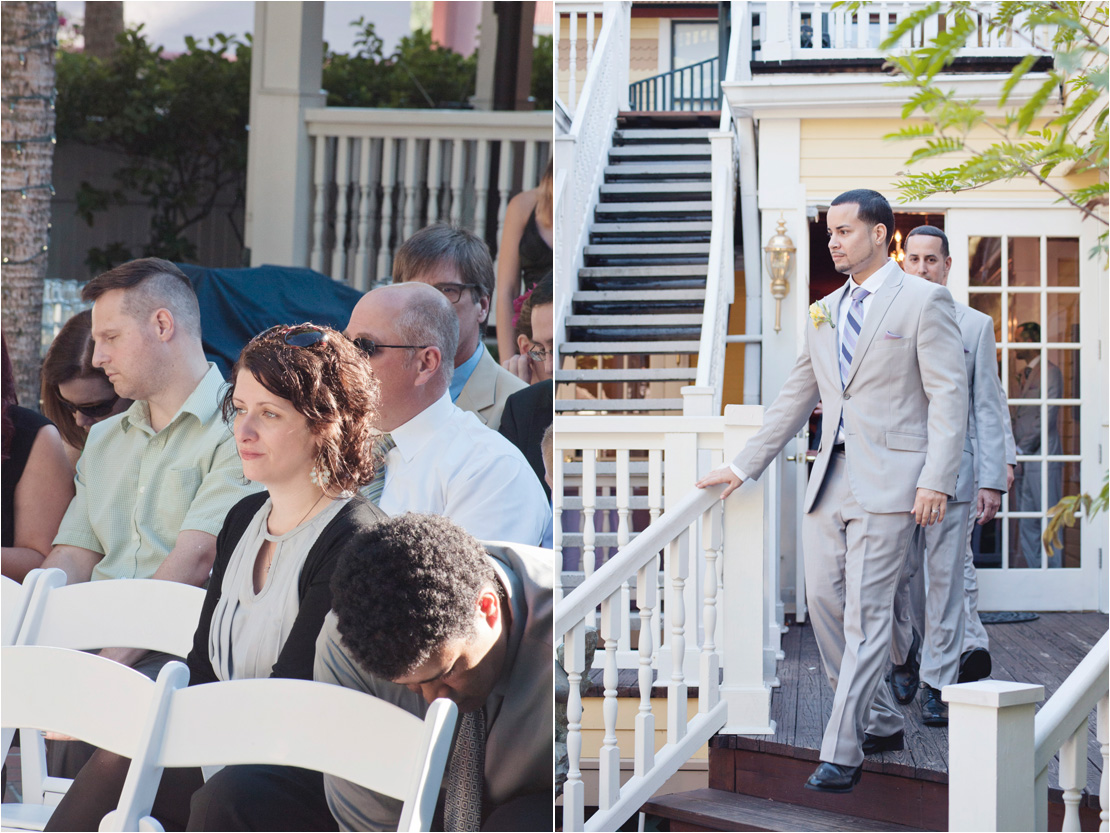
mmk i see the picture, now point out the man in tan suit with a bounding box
[698,190,967,792]
[393,223,526,429]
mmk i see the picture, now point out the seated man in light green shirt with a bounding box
[44,257,260,670]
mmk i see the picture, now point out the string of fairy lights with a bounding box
[1,6,60,267]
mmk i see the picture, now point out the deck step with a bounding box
[600,181,713,197]
[595,200,711,216]
[573,289,707,302]
[615,128,714,142]
[604,162,712,178]
[555,398,684,412]
[555,367,698,382]
[565,314,704,328]
[589,221,714,235]
[610,144,712,160]
[561,340,701,354]
[579,264,707,278]
[643,788,925,832]
[583,243,710,257]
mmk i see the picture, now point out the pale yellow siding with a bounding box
[799,118,1100,203]
[580,695,710,760]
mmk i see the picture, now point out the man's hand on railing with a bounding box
[695,465,743,499]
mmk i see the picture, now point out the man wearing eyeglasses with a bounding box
[345,281,551,549]
[392,223,528,431]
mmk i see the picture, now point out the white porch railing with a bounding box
[555,406,776,831]
[303,109,551,289]
[947,630,1109,832]
[553,1,629,353]
[751,1,1053,63]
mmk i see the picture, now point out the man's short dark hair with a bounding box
[392,223,496,303]
[831,189,895,249]
[330,513,498,680]
[1018,321,1041,343]
[82,257,202,338]
[906,225,950,258]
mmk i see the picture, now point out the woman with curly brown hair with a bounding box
[46,323,386,832]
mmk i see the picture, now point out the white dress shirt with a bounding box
[730,258,900,480]
[364,392,552,547]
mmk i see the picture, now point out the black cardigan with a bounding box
[185,491,386,686]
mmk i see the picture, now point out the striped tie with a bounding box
[840,286,870,388]
[363,433,394,506]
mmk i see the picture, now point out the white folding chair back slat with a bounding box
[1,574,28,646]
[0,646,189,833]
[109,680,458,833]
[17,576,205,657]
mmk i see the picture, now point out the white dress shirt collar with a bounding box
[388,391,454,463]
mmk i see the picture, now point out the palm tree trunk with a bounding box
[1,2,57,408]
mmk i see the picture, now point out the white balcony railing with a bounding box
[555,407,777,831]
[749,1,1053,64]
[947,630,1109,831]
[303,109,551,289]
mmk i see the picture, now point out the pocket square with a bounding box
[883,331,905,340]
[963,347,970,353]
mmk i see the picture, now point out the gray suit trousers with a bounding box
[803,451,916,767]
[890,501,972,689]
[961,510,990,653]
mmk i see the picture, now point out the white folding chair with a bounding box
[11,572,205,813]
[107,679,458,833]
[0,646,189,832]
[1,573,34,647]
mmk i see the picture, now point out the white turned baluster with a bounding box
[522,139,538,193]
[564,621,586,833]
[553,442,564,604]
[878,2,889,46]
[553,12,561,105]
[427,138,443,223]
[331,137,352,282]
[634,555,658,777]
[648,449,663,655]
[582,451,597,629]
[474,138,490,239]
[377,138,396,280]
[310,136,328,274]
[791,3,801,52]
[667,530,689,744]
[599,594,621,811]
[699,502,721,713]
[495,142,513,246]
[1099,696,1108,832]
[616,449,631,653]
[856,4,866,48]
[354,138,374,291]
[814,2,825,52]
[449,139,465,227]
[402,137,421,242]
[568,12,578,112]
[585,11,596,67]
[1060,722,1087,832]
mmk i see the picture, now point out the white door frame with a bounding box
[946,207,1106,612]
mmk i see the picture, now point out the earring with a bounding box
[310,461,331,489]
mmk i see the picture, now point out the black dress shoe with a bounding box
[958,648,992,683]
[889,631,921,705]
[804,762,863,793]
[921,685,948,726]
[862,730,905,755]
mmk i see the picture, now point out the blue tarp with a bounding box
[177,263,364,378]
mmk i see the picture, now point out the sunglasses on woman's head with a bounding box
[58,394,121,419]
[254,324,329,348]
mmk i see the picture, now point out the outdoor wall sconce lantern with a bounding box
[764,214,796,333]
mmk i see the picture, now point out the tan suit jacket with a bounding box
[455,347,529,429]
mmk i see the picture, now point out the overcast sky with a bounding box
[57,1,415,55]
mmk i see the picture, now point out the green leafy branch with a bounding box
[1043,472,1109,557]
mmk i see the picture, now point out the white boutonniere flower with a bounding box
[809,301,834,330]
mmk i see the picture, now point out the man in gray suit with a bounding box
[697,190,967,792]
[886,226,1014,726]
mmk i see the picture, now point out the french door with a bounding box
[946,209,1105,611]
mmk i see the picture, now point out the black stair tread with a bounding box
[642,788,926,832]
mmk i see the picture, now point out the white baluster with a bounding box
[667,531,689,744]
[310,136,328,274]
[568,12,578,112]
[1098,696,1108,832]
[585,11,596,68]
[792,3,801,55]
[474,138,490,239]
[402,137,421,241]
[377,138,396,280]
[699,501,721,713]
[564,621,586,833]
[856,4,866,48]
[648,449,663,654]
[553,11,562,105]
[495,142,513,249]
[554,440,565,604]
[582,451,597,628]
[599,594,621,811]
[354,138,374,291]
[616,449,631,653]
[634,555,658,777]
[878,2,889,46]
[449,139,465,227]
[1059,722,1087,832]
[522,139,539,192]
[331,137,352,282]
[814,2,826,53]
[427,138,443,223]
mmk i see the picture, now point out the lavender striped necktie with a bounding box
[364,434,394,506]
[840,286,870,388]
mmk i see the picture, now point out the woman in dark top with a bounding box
[496,158,553,362]
[46,323,385,832]
[1,335,75,582]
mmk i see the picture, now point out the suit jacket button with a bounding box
[843,394,851,400]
